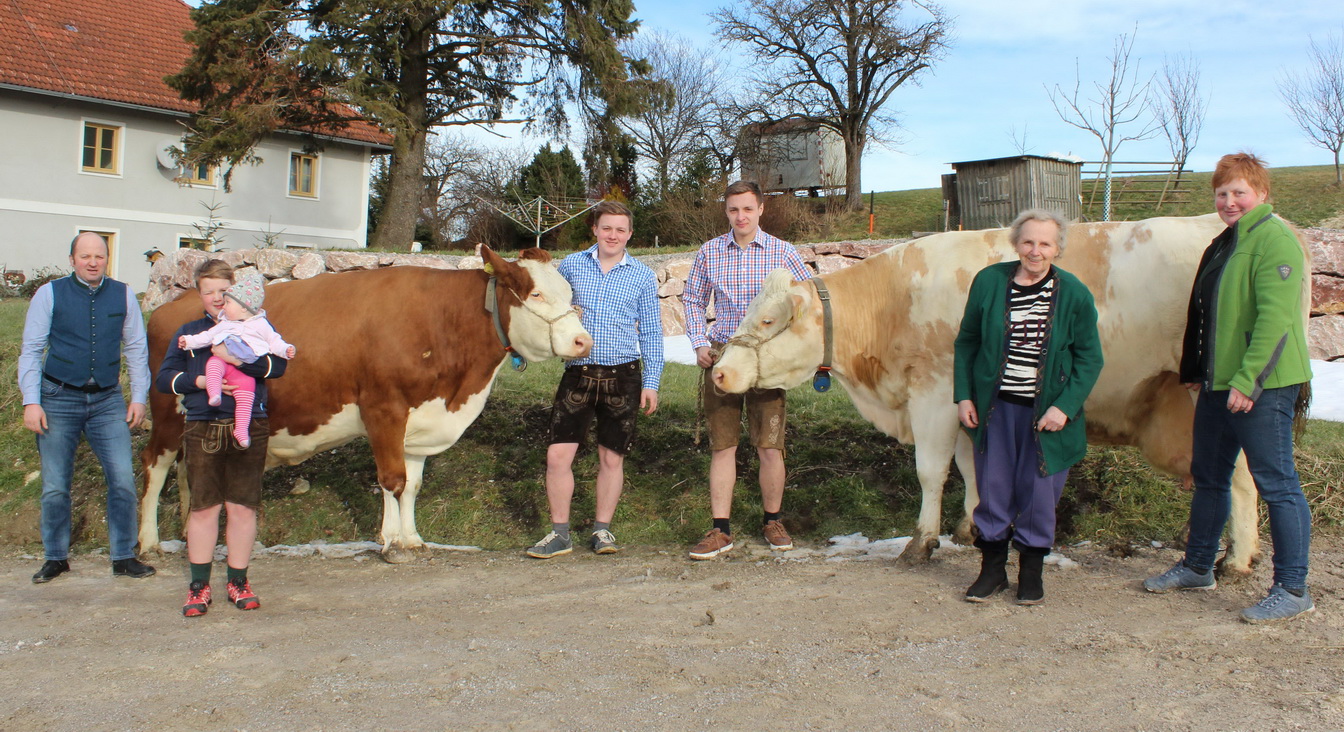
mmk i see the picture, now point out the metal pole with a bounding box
[1103,158,1113,222]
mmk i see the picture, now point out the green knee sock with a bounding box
[190,562,212,585]
[227,566,248,585]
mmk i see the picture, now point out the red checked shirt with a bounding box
[682,229,813,349]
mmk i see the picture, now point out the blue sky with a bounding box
[627,0,1343,191]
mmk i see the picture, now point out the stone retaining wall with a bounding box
[141,231,1344,359]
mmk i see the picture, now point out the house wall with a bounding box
[740,126,846,193]
[0,91,376,291]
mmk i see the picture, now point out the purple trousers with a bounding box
[972,398,1069,549]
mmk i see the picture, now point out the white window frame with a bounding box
[287,150,320,200]
[78,118,124,178]
[75,226,121,279]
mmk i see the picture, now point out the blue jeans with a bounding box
[36,381,139,561]
[1185,385,1310,588]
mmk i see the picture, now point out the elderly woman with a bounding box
[1143,153,1315,624]
[953,208,1104,605]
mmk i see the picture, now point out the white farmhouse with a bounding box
[0,0,391,292]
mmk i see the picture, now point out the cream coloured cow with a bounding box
[139,247,592,563]
[712,214,1270,575]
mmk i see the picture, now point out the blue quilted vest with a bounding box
[44,274,128,388]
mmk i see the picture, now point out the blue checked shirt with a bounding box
[683,230,813,349]
[558,246,665,389]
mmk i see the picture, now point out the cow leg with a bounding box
[137,447,177,557]
[952,432,979,545]
[1216,453,1260,579]
[177,461,191,540]
[365,408,413,564]
[897,394,961,563]
[397,455,429,554]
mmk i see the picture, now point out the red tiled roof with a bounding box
[0,0,391,147]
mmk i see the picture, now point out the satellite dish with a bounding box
[155,139,182,169]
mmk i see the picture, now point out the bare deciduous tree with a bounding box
[1149,54,1207,172]
[616,33,728,198]
[715,0,951,210]
[1278,32,1344,184]
[1047,29,1157,220]
[420,134,529,249]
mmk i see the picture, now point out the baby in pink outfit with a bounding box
[178,272,295,448]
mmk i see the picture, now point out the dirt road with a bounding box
[2,535,1341,731]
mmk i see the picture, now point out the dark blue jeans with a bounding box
[1185,385,1310,588]
[36,381,139,562]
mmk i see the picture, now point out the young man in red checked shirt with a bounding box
[682,181,812,559]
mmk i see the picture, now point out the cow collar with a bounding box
[485,276,527,372]
[812,276,834,392]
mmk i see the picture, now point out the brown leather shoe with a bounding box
[763,519,794,551]
[688,528,734,560]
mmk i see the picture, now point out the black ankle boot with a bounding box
[965,538,1010,602]
[1015,542,1049,605]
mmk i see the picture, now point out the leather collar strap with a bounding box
[485,277,526,372]
[812,276,834,392]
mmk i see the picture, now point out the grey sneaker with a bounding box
[589,529,619,555]
[1241,585,1315,624]
[1143,560,1216,593]
[526,531,572,559]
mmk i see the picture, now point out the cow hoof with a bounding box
[381,546,417,564]
[950,519,976,547]
[1215,557,1256,582]
[896,534,937,564]
[137,544,164,560]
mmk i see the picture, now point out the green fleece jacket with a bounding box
[953,263,1105,476]
[1179,204,1312,398]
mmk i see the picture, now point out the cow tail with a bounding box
[1292,381,1312,440]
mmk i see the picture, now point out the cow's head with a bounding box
[483,246,592,361]
[712,268,823,393]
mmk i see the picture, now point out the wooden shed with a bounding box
[943,155,1082,231]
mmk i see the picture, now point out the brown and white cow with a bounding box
[138,247,592,562]
[712,214,1272,576]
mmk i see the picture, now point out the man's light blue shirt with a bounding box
[18,275,150,405]
[558,245,664,390]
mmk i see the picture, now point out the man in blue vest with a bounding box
[19,232,156,583]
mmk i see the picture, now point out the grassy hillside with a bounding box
[1,298,1339,554]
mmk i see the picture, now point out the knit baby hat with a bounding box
[225,271,266,315]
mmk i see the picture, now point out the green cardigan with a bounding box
[953,262,1105,475]
[1180,204,1312,398]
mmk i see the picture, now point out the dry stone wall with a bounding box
[140,231,1344,360]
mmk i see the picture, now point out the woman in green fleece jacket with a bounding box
[1143,153,1315,624]
[954,208,1104,606]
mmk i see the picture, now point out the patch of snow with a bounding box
[151,539,480,559]
[1311,360,1344,422]
[823,532,969,562]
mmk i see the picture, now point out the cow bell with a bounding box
[812,368,831,393]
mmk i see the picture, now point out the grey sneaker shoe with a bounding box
[1241,585,1315,624]
[1143,560,1216,593]
[589,529,619,555]
[526,531,573,559]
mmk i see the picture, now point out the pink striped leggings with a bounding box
[204,357,257,448]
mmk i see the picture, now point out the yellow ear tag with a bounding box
[483,262,495,275]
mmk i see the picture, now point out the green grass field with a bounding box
[1,296,1339,554]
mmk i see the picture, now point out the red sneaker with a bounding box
[227,579,260,610]
[183,581,211,617]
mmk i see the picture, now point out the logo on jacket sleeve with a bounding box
[1277,264,1292,281]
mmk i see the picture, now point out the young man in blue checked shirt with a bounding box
[527,200,664,559]
[682,180,813,560]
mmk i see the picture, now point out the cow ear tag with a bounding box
[483,262,495,275]
[812,368,831,392]
[511,353,527,372]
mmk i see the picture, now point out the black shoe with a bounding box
[965,538,1010,602]
[32,560,70,584]
[112,557,157,579]
[1015,543,1048,606]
